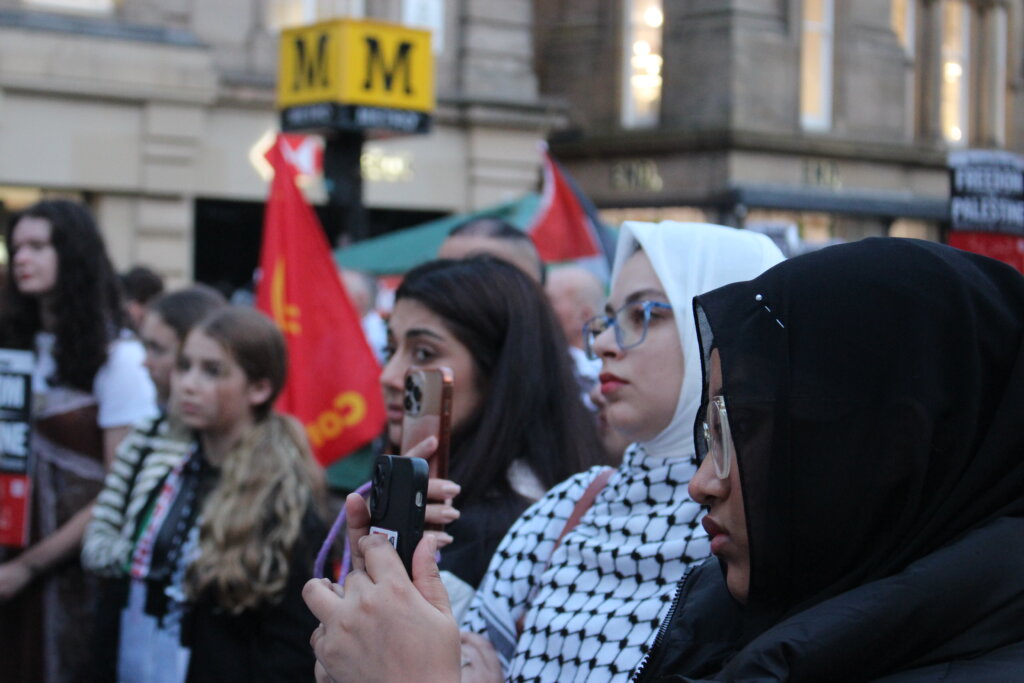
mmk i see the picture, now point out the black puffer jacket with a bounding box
[634,516,1024,682]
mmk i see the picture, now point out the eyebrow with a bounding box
[605,288,670,314]
[404,327,446,342]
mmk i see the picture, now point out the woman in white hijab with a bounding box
[457,221,785,681]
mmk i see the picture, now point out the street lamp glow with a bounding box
[643,6,664,28]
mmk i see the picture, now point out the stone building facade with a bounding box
[0,0,558,287]
[536,0,1024,245]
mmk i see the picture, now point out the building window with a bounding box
[800,0,834,131]
[941,0,970,145]
[892,0,915,54]
[23,0,115,12]
[622,0,663,129]
[265,0,364,31]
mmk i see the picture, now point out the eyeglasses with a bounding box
[701,396,733,479]
[583,300,673,360]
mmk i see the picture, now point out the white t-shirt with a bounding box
[361,310,389,364]
[569,346,602,411]
[34,332,158,428]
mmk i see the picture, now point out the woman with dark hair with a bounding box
[115,306,323,680]
[378,256,603,597]
[0,200,158,681]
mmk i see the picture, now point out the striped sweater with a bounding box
[82,413,191,577]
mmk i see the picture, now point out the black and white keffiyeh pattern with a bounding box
[461,443,708,681]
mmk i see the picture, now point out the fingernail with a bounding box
[440,482,461,497]
[441,507,461,521]
[437,532,454,544]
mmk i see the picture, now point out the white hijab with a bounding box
[610,221,785,460]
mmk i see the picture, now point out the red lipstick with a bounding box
[599,372,627,394]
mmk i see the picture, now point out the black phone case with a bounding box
[368,454,429,577]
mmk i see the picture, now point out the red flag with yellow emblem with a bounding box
[256,134,385,466]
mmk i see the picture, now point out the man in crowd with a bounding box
[121,265,164,329]
[545,265,604,409]
[340,269,388,365]
[438,217,545,284]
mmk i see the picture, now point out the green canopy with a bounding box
[334,193,540,276]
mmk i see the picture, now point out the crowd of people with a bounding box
[0,198,1022,682]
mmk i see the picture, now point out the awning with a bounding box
[334,193,540,275]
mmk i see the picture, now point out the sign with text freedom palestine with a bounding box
[948,150,1024,273]
[0,348,33,548]
[949,150,1024,235]
[277,18,434,135]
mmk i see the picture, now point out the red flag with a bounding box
[527,146,604,263]
[256,135,385,466]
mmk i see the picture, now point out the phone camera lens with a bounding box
[404,397,412,410]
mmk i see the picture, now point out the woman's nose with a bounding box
[176,368,197,393]
[591,323,621,359]
[688,455,729,505]
[379,355,405,393]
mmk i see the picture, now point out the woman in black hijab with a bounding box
[638,237,1024,681]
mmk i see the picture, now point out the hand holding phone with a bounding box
[368,454,429,577]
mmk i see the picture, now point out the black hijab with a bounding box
[692,237,1024,616]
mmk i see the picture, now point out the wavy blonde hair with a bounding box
[184,308,323,613]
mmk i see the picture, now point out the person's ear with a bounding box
[247,377,274,409]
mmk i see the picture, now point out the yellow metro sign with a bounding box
[277,19,434,134]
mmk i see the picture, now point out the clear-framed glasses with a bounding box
[701,396,733,479]
[583,300,673,360]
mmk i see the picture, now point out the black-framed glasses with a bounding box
[701,395,733,479]
[583,300,673,360]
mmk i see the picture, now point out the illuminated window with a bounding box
[265,0,364,31]
[622,0,663,128]
[891,0,915,54]
[800,0,833,131]
[23,0,115,12]
[941,0,970,145]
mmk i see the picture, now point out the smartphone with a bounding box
[400,367,453,483]
[368,454,429,577]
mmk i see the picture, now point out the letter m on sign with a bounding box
[293,33,331,92]
[363,38,414,95]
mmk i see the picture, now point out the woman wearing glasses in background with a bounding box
[307,221,784,682]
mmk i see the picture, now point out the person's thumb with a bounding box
[411,535,451,616]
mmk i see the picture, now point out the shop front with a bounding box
[554,134,950,252]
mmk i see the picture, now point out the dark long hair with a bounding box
[395,257,605,505]
[0,200,127,392]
